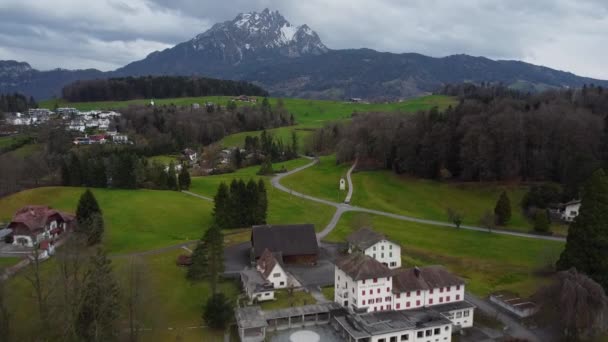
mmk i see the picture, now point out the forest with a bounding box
[61,76,268,102]
[0,93,37,113]
[309,84,608,199]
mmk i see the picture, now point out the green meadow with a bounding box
[326,212,565,297]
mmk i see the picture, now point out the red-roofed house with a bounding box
[8,206,75,247]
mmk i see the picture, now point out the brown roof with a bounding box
[346,227,386,250]
[335,253,393,281]
[257,248,281,279]
[392,265,464,293]
[8,206,74,233]
[251,224,318,258]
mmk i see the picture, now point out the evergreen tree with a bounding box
[206,224,224,294]
[76,249,120,342]
[187,238,209,281]
[291,130,298,157]
[228,179,240,227]
[67,153,82,186]
[203,293,233,330]
[245,179,259,225]
[533,210,550,233]
[166,162,178,190]
[494,191,512,225]
[256,159,274,175]
[178,164,191,190]
[76,190,105,244]
[257,179,268,224]
[76,189,102,228]
[213,183,231,228]
[557,170,608,290]
[233,148,243,169]
[84,213,104,246]
[236,180,247,226]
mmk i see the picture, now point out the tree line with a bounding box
[309,83,608,199]
[0,93,37,113]
[213,179,268,229]
[60,146,190,191]
[116,99,293,156]
[61,76,268,102]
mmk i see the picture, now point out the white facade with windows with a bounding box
[334,266,393,312]
[561,201,581,222]
[364,240,401,269]
[259,262,288,289]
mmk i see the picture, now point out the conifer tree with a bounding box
[203,293,233,329]
[166,162,178,191]
[213,182,231,228]
[187,238,209,281]
[557,169,608,290]
[494,191,512,225]
[246,179,259,225]
[178,164,191,190]
[76,249,120,342]
[205,224,224,294]
[533,210,551,233]
[257,179,268,224]
[76,189,102,228]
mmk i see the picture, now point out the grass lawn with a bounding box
[148,154,180,165]
[281,155,352,203]
[325,212,564,297]
[321,286,335,302]
[0,187,214,254]
[220,126,313,152]
[3,143,42,157]
[259,289,316,310]
[189,158,335,232]
[0,134,29,150]
[5,248,239,342]
[0,257,21,271]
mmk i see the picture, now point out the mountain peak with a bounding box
[190,9,328,63]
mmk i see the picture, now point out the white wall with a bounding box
[562,203,581,222]
[443,308,474,328]
[425,284,465,307]
[366,323,452,342]
[267,264,288,289]
[364,240,401,269]
[334,266,393,312]
[393,289,427,310]
[252,290,275,302]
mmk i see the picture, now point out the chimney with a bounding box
[414,266,421,278]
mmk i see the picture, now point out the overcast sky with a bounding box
[1,0,607,79]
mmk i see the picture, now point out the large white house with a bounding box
[561,200,581,222]
[256,248,288,289]
[240,248,289,304]
[347,227,402,269]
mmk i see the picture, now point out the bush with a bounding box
[203,293,234,329]
[533,209,551,233]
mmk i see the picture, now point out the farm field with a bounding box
[189,158,335,231]
[0,187,214,254]
[282,155,566,235]
[325,211,565,297]
[5,248,239,342]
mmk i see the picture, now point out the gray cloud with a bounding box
[0,0,606,79]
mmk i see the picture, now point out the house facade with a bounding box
[347,227,402,269]
[561,200,581,222]
[8,206,74,247]
[256,249,288,289]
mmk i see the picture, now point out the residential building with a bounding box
[251,224,318,265]
[240,248,291,303]
[183,148,198,164]
[112,134,129,144]
[240,268,276,303]
[56,107,79,116]
[256,248,288,289]
[489,291,538,318]
[347,227,401,269]
[560,200,581,222]
[7,206,74,247]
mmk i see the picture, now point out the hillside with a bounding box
[2,9,607,100]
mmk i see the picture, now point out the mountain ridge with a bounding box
[1,9,607,100]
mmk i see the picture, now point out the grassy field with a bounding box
[219,126,313,152]
[282,155,566,234]
[259,290,316,310]
[148,154,180,165]
[5,248,239,342]
[0,257,21,271]
[321,286,335,302]
[189,158,335,232]
[0,187,214,254]
[325,212,564,297]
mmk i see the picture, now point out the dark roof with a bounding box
[251,224,318,258]
[335,253,392,281]
[392,265,464,293]
[346,227,386,250]
[257,248,281,279]
[8,206,74,232]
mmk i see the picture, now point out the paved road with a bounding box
[344,159,357,203]
[271,158,567,242]
[181,190,213,202]
[465,293,540,342]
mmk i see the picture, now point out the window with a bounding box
[446,296,450,301]
[456,295,460,300]
[439,297,443,303]
[406,302,410,308]
[416,300,420,306]
[440,287,443,293]
[400,334,409,341]
[377,289,381,294]
[382,245,385,250]
[396,293,401,299]
[280,282,285,286]
[385,296,391,301]
[430,289,434,294]
[338,276,340,281]
[273,273,280,278]
[396,303,400,309]
[406,292,411,297]
[369,290,373,295]
[445,286,449,292]
[381,253,384,258]
[389,252,393,257]
[390,245,393,250]
[373,246,377,251]
[362,300,366,305]
[417,332,423,338]
[456,285,460,290]
[362,291,365,296]
[445,326,449,331]
[456,312,462,318]
[378,297,382,303]
[390,337,397,342]
[374,278,378,283]
[352,288,354,293]
[429,299,433,304]
[463,310,469,317]
[362,279,366,284]
[374,307,378,311]
[378,339,385,342]
[417,290,420,296]
[434,328,440,335]
[387,287,390,292]
[426,329,432,337]
[373,253,376,258]
[390,262,396,267]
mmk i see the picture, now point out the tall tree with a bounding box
[166,162,178,191]
[203,293,233,330]
[557,169,608,289]
[494,191,512,225]
[206,224,224,294]
[257,179,268,224]
[76,189,101,228]
[534,268,608,340]
[0,278,10,342]
[25,246,52,330]
[245,179,259,225]
[213,182,231,228]
[178,164,191,190]
[533,210,550,233]
[187,238,209,281]
[125,257,147,342]
[77,248,120,342]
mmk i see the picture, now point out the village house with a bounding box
[347,227,401,269]
[256,248,289,289]
[112,134,129,144]
[183,148,199,164]
[251,224,319,265]
[7,206,74,248]
[560,200,581,222]
[240,248,290,303]
[56,107,79,116]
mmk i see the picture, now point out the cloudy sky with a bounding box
[1,0,607,79]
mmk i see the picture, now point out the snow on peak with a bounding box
[280,24,298,44]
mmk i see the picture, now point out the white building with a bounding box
[256,248,288,289]
[561,200,581,222]
[112,134,129,144]
[240,248,290,304]
[347,227,402,269]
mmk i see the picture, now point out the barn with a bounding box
[251,224,318,265]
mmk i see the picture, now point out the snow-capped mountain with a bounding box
[190,8,328,61]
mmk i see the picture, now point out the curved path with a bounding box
[272,158,566,242]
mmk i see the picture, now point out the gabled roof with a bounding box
[346,227,389,250]
[257,248,282,279]
[392,265,464,293]
[251,224,318,258]
[8,206,74,232]
[335,253,392,281]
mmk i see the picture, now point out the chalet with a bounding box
[240,268,276,303]
[7,206,74,247]
[256,248,288,289]
[560,200,581,222]
[251,224,318,265]
[89,134,107,144]
[347,227,401,269]
[183,148,198,164]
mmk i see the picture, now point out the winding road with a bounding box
[270,157,566,242]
